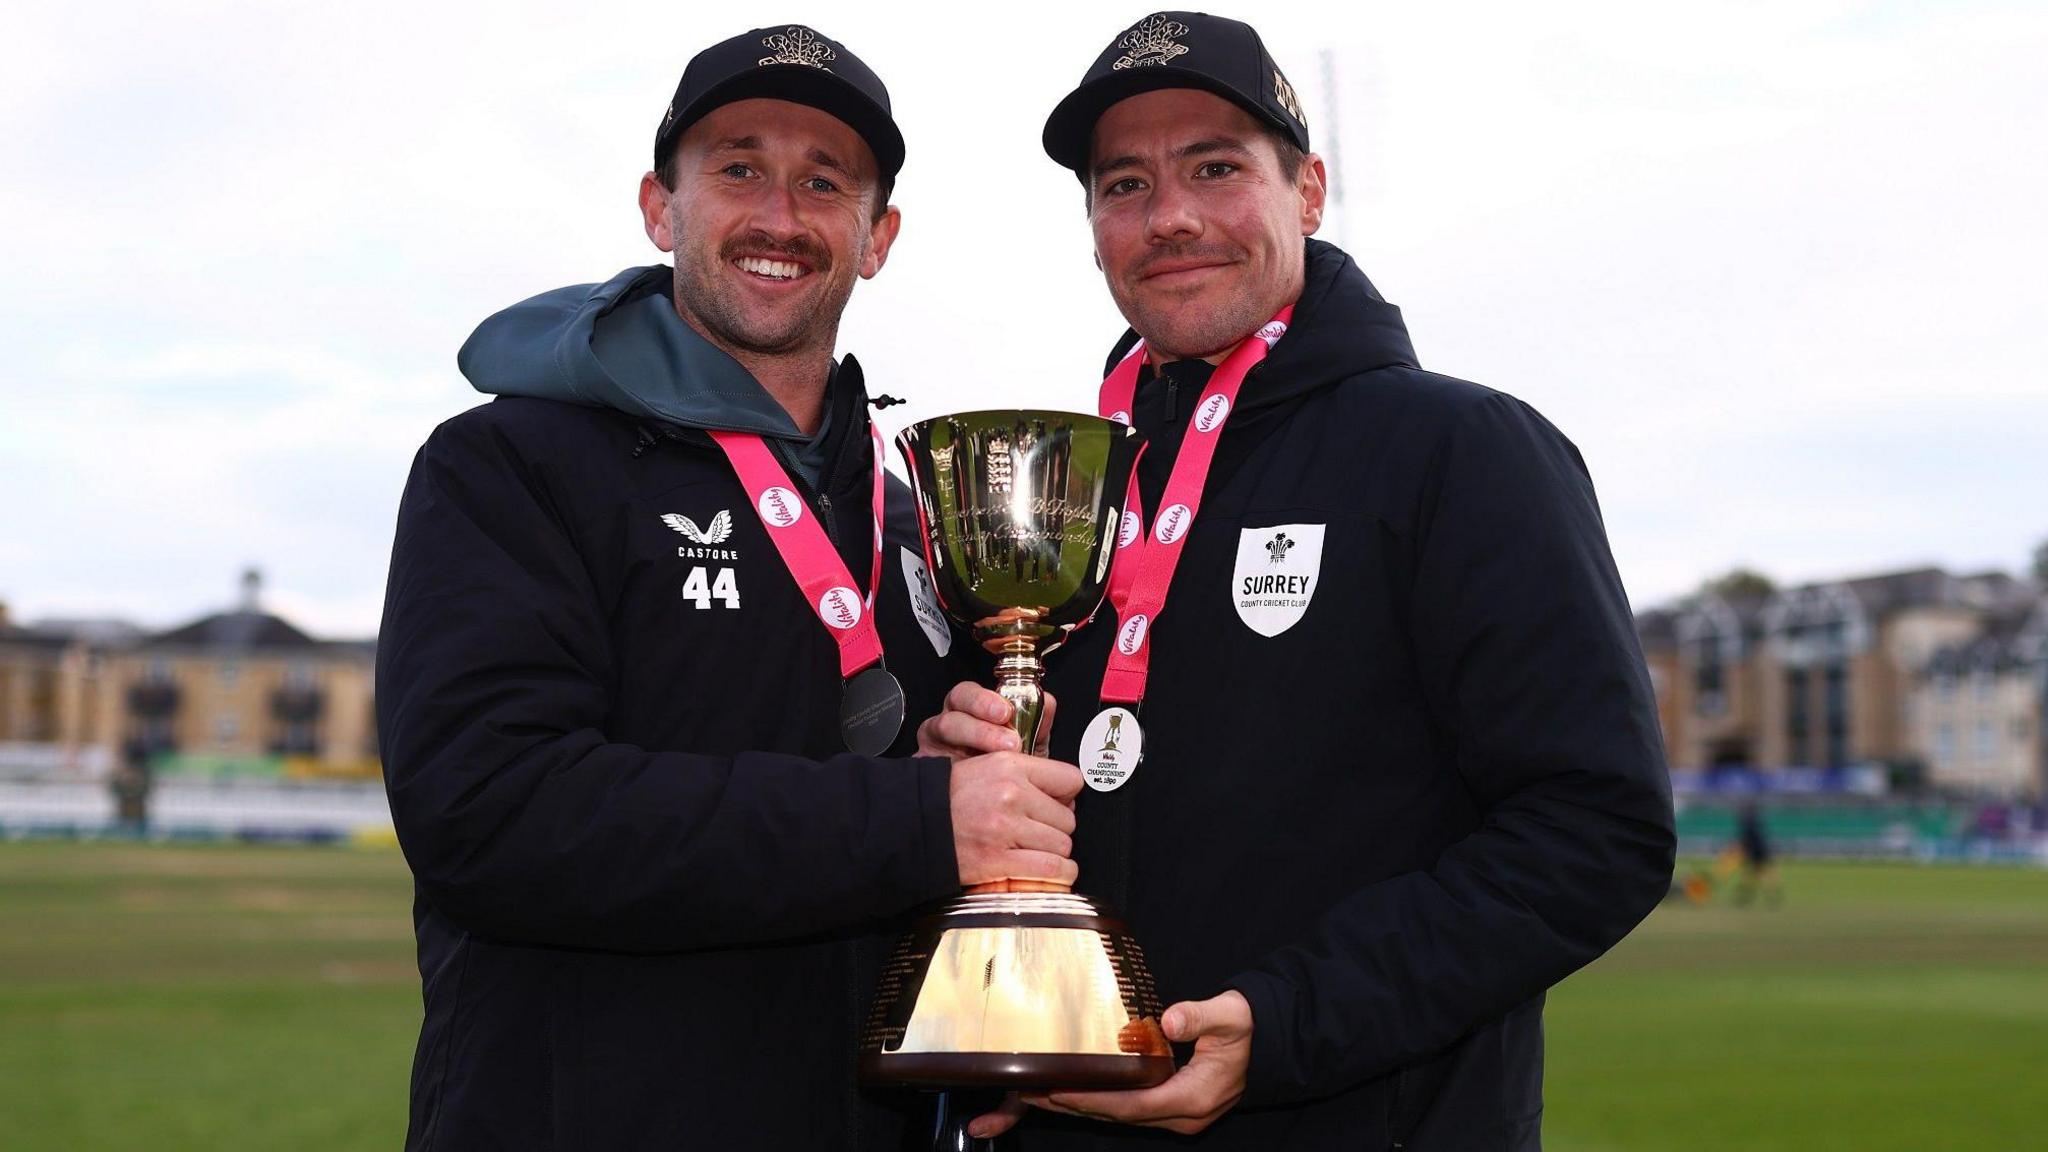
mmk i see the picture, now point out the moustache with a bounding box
[1130,243,1243,279]
[721,232,832,273]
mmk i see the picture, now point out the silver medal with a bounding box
[841,666,906,756]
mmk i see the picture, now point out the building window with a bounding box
[1786,668,1810,766]
[219,661,240,690]
[214,713,239,748]
[1972,669,1993,702]
[286,662,316,689]
[1974,721,1996,762]
[1781,621,1809,665]
[1823,663,1848,767]
[1935,724,1955,768]
[1694,637,1726,716]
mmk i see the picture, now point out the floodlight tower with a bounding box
[1320,48,1347,251]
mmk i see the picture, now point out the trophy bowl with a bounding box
[896,409,1144,741]
[860,410,1172,1095]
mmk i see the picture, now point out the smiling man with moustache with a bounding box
[376,25,1083,1149]
[947,11,1675,1150]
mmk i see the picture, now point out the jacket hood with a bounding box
[1103,238,1419,413]
[458,264,824,439]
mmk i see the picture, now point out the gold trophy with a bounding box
[862,411,1170,1139]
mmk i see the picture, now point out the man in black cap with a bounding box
[378,25,1082,1149]
[957,11,1676,1148]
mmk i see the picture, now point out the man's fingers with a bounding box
[946,682,1014,724]
[1029,1078,1191,1126]
[920,684,1030,759]
[949,751,1085,887]
[1163,999,1206,1041]
[1015,778,1079,835]
[1019,995,1251,1134]
[1035,691,1058,755]
[998,850,1079,887]
[965,1092,1027,1140]
[1026,757,1086,802]
[1165,990,1252,1043]
[1033,1063,1221,1131]
[1010,820,1074,860]
[922,710,1020,755]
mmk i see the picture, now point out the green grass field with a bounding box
[2,844,2044,1150]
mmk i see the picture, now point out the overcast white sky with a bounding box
[3,0,2044,637]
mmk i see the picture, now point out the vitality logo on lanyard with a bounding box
[1081,309,1292,791]
[707,424,906,755]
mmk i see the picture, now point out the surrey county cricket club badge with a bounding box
[1231,523,1325,637]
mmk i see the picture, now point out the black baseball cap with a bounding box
[1042,12,1311,175]
[654,25,905,180]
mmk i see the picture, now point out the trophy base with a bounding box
[859,1050,1175,1090]
[860,891,1174,1093]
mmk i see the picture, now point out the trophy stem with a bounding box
[992,646,1044,752]
[970,642,1070,897]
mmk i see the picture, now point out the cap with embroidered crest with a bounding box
[1042,11,1311,176]
[654,24,905,180]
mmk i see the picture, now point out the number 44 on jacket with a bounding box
[682,566,739,609]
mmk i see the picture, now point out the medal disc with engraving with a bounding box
[841,666,906,755]
[1080,706,1144,792]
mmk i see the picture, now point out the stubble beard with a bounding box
[1119,281,1268,361]
[670,209,863,359]
[1109,241,1273,361]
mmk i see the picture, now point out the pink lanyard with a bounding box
[707,424,888,678]
[1095,310,1291,705]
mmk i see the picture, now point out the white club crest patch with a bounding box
[900,547,952,657]
[1231,523,1324,637]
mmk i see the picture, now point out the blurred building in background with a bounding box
[0,606,133,776]
[0,571,377,784]
[113,570,377,781]
[1666,589,1773,768]
[1641,566,2046,799]
[1912,600,2047,797]
[1635,608,1683,762]
[7,559,2043,851]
